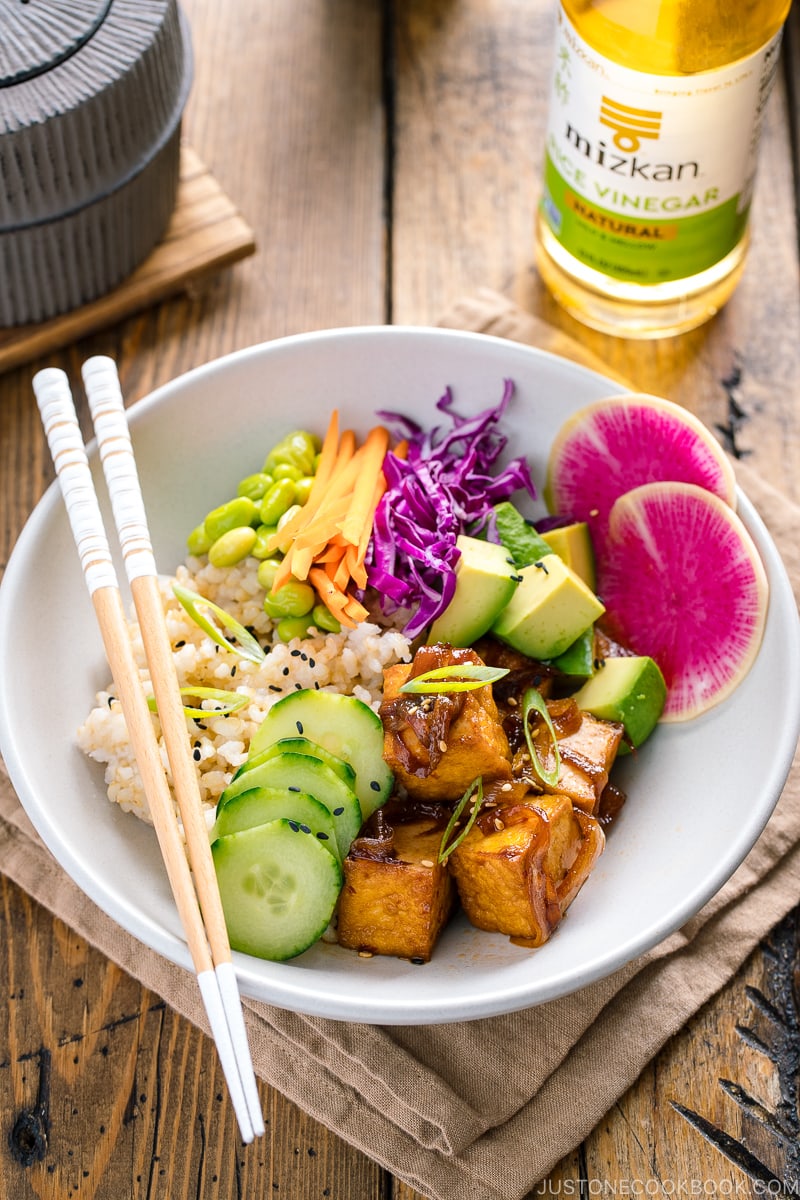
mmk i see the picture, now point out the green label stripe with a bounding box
[542,154,749,284]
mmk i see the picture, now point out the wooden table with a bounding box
[1,2,799,1196]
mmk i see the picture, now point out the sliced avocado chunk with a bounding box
[571,655,666,754]
[549,625,595,679]
[428,533,519,647]
[491,553,605,660]
[541,522,596,591]
[493,501,552,567]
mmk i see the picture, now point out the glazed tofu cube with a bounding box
[337,817,456,962]
[381,661,511,801]
[550,712,623,814]
[448,795,604,947]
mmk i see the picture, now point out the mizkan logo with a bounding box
[599,96,662,153]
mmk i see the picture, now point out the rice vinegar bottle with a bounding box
[535,0,792,337]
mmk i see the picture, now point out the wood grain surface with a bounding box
[1,2,799,1197]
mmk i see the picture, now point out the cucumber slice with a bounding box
[210,785,340,861]
[235,736,356,790]
[219,751,362,858]
[212,819,343,961]
[249,690,393,818]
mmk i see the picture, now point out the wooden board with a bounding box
[0,145,256,376]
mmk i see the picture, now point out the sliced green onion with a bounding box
[400,664,509,694]
[438,777,484,863]
[172,582,266,664]
[521,687,560,788]
[147,686,249,719]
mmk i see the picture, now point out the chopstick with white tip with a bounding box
[32,366,263,1145]
[79,355,265,1141]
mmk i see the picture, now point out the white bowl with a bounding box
[1,326,798,1024]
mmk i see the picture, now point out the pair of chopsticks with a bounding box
[32,359,264,1145]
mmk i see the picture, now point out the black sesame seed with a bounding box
[282,666,290,676]
[288,821,300,832]
[231,665,237,677]
[296,720,304,735]
[333,807,344,816]
[299,824,311,834]
[370,780,381,791]
[175,640,186,648]
[295,682,303,690]
[317,832,329,841]
[193,748,201,762]
[290,649,301,657]
[300,652,308,662]
[269,684,283,693]
[308,658,316,668]
[410,957,425,965]
[314,681,320,690]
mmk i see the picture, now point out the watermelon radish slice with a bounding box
[597,482,769,722]
[544,394,737,555]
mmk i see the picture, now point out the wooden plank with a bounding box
[0,146,256,376]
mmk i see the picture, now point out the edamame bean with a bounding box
[204,497,259,541]
[262,594,286,619]
[293,476,314,505]
[271,462,303,482]
[187,522,213,556]
[259,479,296,526]
[310,603,341,634]
[251,527,279,560]
[237,472,274,501]
[276,615,313,643]
[264,431,318,477]
[208,526,257,567]
[270,581,316,617]
[256,557,283,590]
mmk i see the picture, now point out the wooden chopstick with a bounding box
[32,366,264,1145]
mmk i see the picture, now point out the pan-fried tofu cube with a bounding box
[448,795,604,946]
[380,660,511,801]
[551,712,623,814]
[337,816,455,962]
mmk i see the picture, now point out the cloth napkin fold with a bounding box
[1,289,799,1200]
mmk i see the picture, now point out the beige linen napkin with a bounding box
[2,290,800,1200]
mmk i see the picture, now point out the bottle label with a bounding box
[540,9,782,285]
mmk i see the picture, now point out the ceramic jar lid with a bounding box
[0,0,193,327]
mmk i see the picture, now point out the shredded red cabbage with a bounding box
[366,380,536,637]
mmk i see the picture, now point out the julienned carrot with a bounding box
[340,426,390,547]
[308,567,357,629]
[266,415,395,626]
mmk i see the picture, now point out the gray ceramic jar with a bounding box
[0,0,193,326]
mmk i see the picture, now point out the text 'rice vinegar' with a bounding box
[535,0,792,338]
